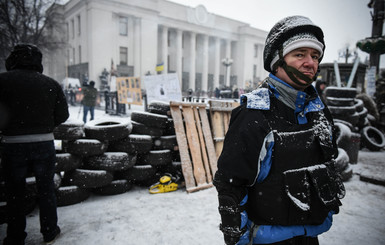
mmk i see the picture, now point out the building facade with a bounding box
[46,0,268,94]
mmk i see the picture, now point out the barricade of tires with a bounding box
[325,86,385,181]
[52,101,181,207]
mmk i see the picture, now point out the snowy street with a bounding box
[1,104,384,245]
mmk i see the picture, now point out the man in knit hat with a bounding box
[213,16,345,245]
[0,43,68,244]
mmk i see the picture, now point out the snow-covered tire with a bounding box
[55,153,82,172]
[360,126,385,151]
[334,122,352,148]
[63,169,114,188]
[164,118,176,135]
[67,139,108,157]
[131,111,169,129]
[357,107,369,128]
[84,118,132,141]
[147,101,171,117]
[131,121,164,137]
[137,150,172,167]
[108,134,153,154]
[335,148,349,173]
[328,105,357,116]
[118,165,157,182]
[356,93,380,120]
[326,97,355,107]
[84,152,137,172]
[354,99,364,112]
[324,87,357,98]
[333,111,359,126]
[91,179,133,195]
[340,164,353,182]
[152,135,178,150]
[54,119,84,140]
[56,185,91,207]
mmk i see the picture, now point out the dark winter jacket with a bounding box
[0,45,69,138]
[82,86,98,107]
[214,74,344,244]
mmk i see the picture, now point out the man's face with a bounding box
[275,47,320,90]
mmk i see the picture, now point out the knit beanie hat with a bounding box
[263,16,325,73]
[5,43,43,73]
[269,32,324,71]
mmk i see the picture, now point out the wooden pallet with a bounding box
[170,101,217,193]
[209,100,240,158]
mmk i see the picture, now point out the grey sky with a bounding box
[169,0,377,66]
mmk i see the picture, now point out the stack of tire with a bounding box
[324,86,385,181]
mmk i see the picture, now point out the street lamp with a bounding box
[222,57,233,88]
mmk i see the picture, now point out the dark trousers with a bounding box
[261,236,319,245]
[1,141,58,243]
[83,105,95,123]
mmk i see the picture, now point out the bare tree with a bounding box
[0,0,65,71]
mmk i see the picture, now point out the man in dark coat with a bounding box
[82,80,98,123]
[0,43,69,244]
[214,16,345,245]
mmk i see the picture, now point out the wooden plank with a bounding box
[169,103,196,190]
[181,104,207,186]
[193,106,212,183]
[198,106,218,175]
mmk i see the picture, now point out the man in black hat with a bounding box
[214,16,345,245]
[82,80,98,123]
[0,43,69,244]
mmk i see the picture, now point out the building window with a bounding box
[120,47,128,65]
[254,44,258,58]
[77,15,81,36]
[72,47,75,64]
[119,17,128,36]
[79,45,81,63]
[66,22,69,41]
[253,64,257,78]
[71,19,74,39]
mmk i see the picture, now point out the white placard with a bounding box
[143,73,182,103]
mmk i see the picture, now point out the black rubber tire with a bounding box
[67,139,108,157]
[335,148,349,173]
[118,165,157,182]
[334,122,352,149]
[356,93,380,120]
[131,111,169,129]
[63,169,114,188]
[333,111,359,126]
[324,86,357,98]
[54,119,84,140]
[137,150,172,167]
[108,134,153,154]
[325,97,355,107]
[333,119,354,131]
[357,107,369,129]
[147,101,171,117]
[328,105,356,116]
[84,152,137,172]
[131,120,164,137]
[84,118,132,141]
[164,118,176,135]
[55,153,83,172]
[91,179,133,195]
[340,164,353,182]
[56,185,91,207]
[360,126,385,151]
[152,135,178,150]
[354,99,364,112]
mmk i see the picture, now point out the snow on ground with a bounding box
[1,104,385,245]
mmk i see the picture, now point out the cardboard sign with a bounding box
[143,73,182,103]
[116,77,142,105]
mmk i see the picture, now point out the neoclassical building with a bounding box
[46,0,268,94]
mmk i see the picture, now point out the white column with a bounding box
[225,39,231,87]
[176,29,183,84]
[134,18,141,77]
[214,37,220,89]
[202,34,209,94]
[189,32,196,91]
[162,26,168,74]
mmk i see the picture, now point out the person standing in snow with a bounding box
[213,16,345,245]
[0,44,69,244]
[82,80,98,123]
